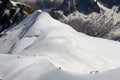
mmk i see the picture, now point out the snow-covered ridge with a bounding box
[0,10,120,74]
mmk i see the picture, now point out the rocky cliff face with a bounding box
[0,0,30,33]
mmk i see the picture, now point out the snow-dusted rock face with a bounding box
[62,10,120,41]
[48,0,120,41]
[17,0,120,41]
[0,0,30,33]
[1,10,120,73]
[49,1,120,41]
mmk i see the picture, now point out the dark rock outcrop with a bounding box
[98,0,120,9]
[57,0,77,16]
[76,0,100,14]
[0,0,30,33]
[51,0,100,16]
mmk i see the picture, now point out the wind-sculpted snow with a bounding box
[0,10,120,74]
[0,54,120,80]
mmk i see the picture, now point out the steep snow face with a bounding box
[0,10,120,73]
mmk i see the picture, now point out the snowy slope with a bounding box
[0,54,120,80]
[0,10,120,74]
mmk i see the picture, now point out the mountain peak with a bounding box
[0,11,120,73]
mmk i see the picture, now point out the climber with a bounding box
[95,70,99,73]
[59,67,61,69]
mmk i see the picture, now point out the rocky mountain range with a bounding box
[1,0,120,41]
[46,0,120,41]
